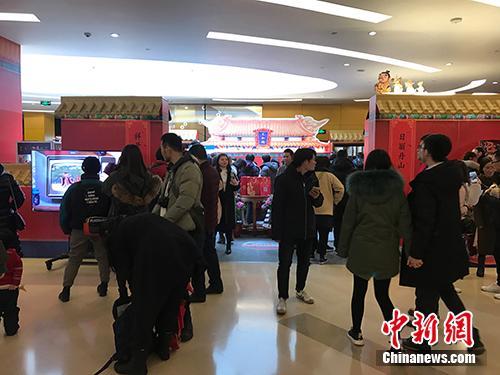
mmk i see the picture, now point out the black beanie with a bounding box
[82,157,101,175]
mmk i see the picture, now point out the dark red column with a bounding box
[0,36,22,162]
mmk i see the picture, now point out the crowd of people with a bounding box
[0,133,498,374]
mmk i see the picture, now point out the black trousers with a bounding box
[202,231,223,289]
[0,289,20,335]
[415,283,466,317]
[277,239,312,299]
[351,275,394,334]
[313,215,333,258]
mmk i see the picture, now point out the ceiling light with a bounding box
[450,17,463,24]
[343,63,350,67]
[357,69,365,72]
[184,106,189,109]
[493,81,499,84]
[0,12,40,22]
[207,32,441,73]
[110,33,120,38]
[212,98,303,102]
[353,99,370,102]
[472,92,498,95]
[472,0,500,8]
[368,31,377,36]
[21,54,336,98]
[414,79,487,95]
[446,62,453,66]
[256,0,391,23]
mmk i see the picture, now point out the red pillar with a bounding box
[0,36,22,162]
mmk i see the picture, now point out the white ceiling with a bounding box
[0,0,499,109]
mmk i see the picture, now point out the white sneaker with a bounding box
[296,290,315,304]
[481,283,500,293]
[454,287,462,294]
[276,298,287,315]
[494,294,500,300]
[347,329,364,346]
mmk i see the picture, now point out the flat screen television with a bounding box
[32,151,120,211]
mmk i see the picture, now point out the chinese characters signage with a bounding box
[389,120,416,193]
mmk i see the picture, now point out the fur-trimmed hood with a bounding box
[346,169,404,204]
[111,174,162,207]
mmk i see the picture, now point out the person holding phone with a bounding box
[216,154,239,255]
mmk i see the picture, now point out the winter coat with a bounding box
[153,155,203,232]
[217,167,239,232]
[239,161,260,178]
[314,170,345,216]
[108,213,199,303]
[103,168,162,217]
[59,173,111,234]
[0,240,7,275]
[337,169,411,280]
[199,161,220,233]
[0,171,25,237]
[330,157,355,185]
[474,195,496,256]
[272,168,324,241]
[276,163,288,178]
[400,161,469,288]
[260,161,279,190]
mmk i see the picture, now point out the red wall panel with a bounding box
[0,36,22,163]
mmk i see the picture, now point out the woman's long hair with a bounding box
[118,144,148,178]
[364,149,392,171]
[215,153,231,174]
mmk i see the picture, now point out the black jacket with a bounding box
[272,168,324,241]
[109,213,199,300]
[103,168,162,217]
[0,171,25,218]
[59,174,110,234]
[217,167,239,232]
[400,161,469,288]
[239,161,260,178]
[330,157,355,185]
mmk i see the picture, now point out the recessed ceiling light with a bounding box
[493,81,499,84]
[450,17,463,24]
[368,31,377,36]
[207,32,441,73]
[0,12,40,22]
[184,106,189,109]
[446,62,453,66]
[472,0,500,8]
[212,98,303,102]
[256,0,391,23]
[110,33,120,38]
[21,54,336,98]
[343,63,350,67]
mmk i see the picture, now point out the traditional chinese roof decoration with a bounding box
[375,94,500,119]
[3,164,31,186]
[330,130,364,143]
[202,115,331,154]
[56,96,168,120]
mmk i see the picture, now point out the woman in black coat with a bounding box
[108,213,199,375]
[0,164,25,256]
[215,154,239,255]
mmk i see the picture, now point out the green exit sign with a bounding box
[318,129,326,134]
[40,100,51,106]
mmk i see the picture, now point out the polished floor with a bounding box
[1,244,499,375]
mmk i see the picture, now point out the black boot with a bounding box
[114,348,148,375]
[225,242,232,255]
[97,282,108,297]
[156,332,173,361]
[58,286,71,303]
[468,328,486,355]
[476,256,485,278]
[181,306,194,342]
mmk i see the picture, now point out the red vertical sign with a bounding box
[388,120,416,194]
[125,120,151,164]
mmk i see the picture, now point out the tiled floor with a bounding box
[1,240,499,375]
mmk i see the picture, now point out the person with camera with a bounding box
[272,148,324,315]
[58,157,111,303]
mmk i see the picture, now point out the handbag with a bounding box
[7,179,25,231]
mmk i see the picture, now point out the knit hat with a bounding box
[82,157,101,174]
